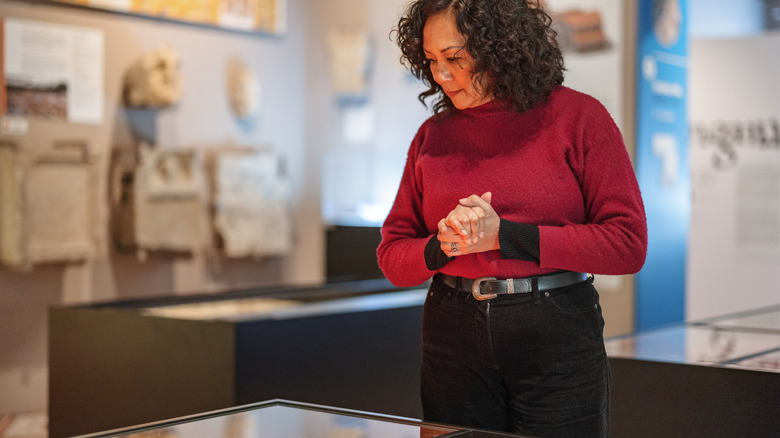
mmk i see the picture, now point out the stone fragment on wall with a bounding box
[326,28,372,99]
[132,146,210,255]
[123,46,183,108]
[227,60,261,121]
[211,148,291,258]
[111,144,209,257]
[0,141,99,268]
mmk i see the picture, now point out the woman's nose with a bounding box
[432,64,453,83]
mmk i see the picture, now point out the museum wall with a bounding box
[313,0,430,227]
[0,0,319,412]
[687,30,780,320]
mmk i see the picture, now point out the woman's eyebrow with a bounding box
[423,45,465,54]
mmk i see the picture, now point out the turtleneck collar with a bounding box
[457,99,511,118]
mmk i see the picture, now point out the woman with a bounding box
[377,0,647,437]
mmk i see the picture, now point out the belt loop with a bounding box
[456,276,462,292]
[531,277,541,304]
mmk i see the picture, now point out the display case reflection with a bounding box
[80,402,461,438]
[605,306,780,368]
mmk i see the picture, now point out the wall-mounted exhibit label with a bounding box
[2,18,104,125]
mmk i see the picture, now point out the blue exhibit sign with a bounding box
[635,0,690,330]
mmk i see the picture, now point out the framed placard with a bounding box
[51,0,286,35]
[2,18,104,125]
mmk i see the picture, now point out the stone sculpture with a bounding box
[227,60,261,120]
[123,47,183,108]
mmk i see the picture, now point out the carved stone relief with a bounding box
[210,148,291,258]
[326,28,372,98]
[112,144,210,258]
[123,47,183,108]
[133,146,210,255]
[227,60,261,120]
[110,142,293,263]
[0,141,99,268]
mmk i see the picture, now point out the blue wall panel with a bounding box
[635,0,690,330]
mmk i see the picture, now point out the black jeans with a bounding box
[421,274,610,438]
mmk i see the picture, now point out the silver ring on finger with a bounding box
[451,242,458,252]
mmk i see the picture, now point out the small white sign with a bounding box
[342,105,376,145]
[0,116,29,135]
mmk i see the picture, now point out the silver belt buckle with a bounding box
[471,276,498,300]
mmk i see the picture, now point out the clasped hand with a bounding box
[438,192,500,256]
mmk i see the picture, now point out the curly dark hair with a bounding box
[394,0,565,114]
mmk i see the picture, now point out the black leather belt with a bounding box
[440,271,589,300]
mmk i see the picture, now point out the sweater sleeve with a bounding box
[538,105,647,275]
[425,234,454,270]
[377,131,441,287]
[498,219,540,262]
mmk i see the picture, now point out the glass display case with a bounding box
[49,280,430,438]
[605,304,780,438]
[50,274,780,438]
[697,304,780,333]
[605,305,780,370]
[75,399,530,438]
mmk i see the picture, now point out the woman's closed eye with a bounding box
[448,57,467,69]
[426,57,461,65]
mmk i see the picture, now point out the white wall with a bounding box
[687,31,780,320]
[313,0,429,226]
[546,0,625,129]
[689,0,765,38]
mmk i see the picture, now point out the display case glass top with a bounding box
[136,289,427,322]
[697,305,780,333]
[82,278,428,323]
[727,348,780,373]
[605,304,780,371]
[74,400,527,438]
[605,324,780,364]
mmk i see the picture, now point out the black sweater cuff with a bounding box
[498,219,540,262]
[425,234,453,271]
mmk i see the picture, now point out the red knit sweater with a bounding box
[377,86,648,287]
